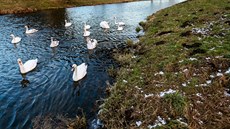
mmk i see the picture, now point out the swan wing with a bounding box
[65,22,72,27]
[76,63,87,80]
[26,29,38,34]
[85,25,90,30]
[100,21,110,29]
[23,59,38,72]
[12,37,21,43]
[87,42,95,49]
[119,22,125,26]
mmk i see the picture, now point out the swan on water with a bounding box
[10,34,21,43]
[50,37,59,47]
[86,37,97,50]
[25,25,38,34]
[84,22,90,30]
[17,58,38,74]
[72,63,88,81]
[83,28,90,37]
[114,17,125,26]
[65,20,72,27]
[117,25,124,31]
[100,21,110,29]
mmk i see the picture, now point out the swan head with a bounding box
[10,34,14,37]
[17,58,23,65]
[71,64,77,71]
[25,25,28,28]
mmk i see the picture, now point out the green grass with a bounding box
[0,0,139,14]
[99,0,230,128]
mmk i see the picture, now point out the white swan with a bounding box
[10,34,21,44]
[83,28,90,37]
[25,25,38,34]
[114,17,125,26]
[50,37,59,48]
[84,22,90,30]
[65,20,72,27]
[100,21,110,29]
[17,58,38,74]
[86,38,98,50]
[72,63,88,81]
[117,25,123,31]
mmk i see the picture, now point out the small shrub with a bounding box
[68,115,87,129]
[163,92,187,117]
[139,21,146,27]
[107,66,117,77]
[126,39,134,47]
[136,26,141,32]
[113,53,132,65]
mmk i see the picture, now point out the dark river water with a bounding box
[0,0,185,128]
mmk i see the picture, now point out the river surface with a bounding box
[0,0,185,128]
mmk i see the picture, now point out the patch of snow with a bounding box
[215,56,223,58]
[145,94,154,98]
[179,60,184,63]
[159,89,176,97]
[136,121,142,127]
[196,101,203,104]
[155,71,164,76]
[135,86,141,90]
[210,47,215,50]
[148,125,155,129]
[217,112,223,115]
[132,55,137,59]
[183,69,188,73]
[206,80,212,84]
[210,75,215,78]
[159,71,164,75]
[182,83,187,87]
[176,118,188,126]
[123,80,128,83]
[206,57,211,60]
[198,120,203,125]
[224,91,230,97]
[225,67,230,74]
[148,116,167,128]
[200,83,207,86]
[189,58,197,61]
[217,73,223,76]
[196,93,202,97]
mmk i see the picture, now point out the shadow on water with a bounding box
[20,74,30,88]
[0,0,186,128]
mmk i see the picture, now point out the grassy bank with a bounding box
[0,0,138,15]
[99,0,230,128]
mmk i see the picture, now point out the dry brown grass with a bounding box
[100,0,230,128]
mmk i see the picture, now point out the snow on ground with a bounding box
[159,89,176,97]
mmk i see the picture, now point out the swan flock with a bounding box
[13,17,124,81]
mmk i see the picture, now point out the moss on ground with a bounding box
[99,0,230,128]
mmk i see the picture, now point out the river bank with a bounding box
[0,0,138,15]
[99,0,230,128]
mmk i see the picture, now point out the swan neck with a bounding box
[25,26,28,31]
[19,63,26,73]
[114,18,117,24]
